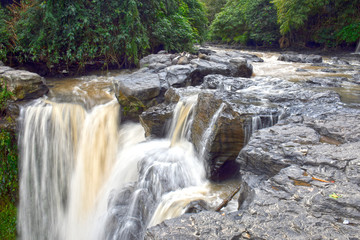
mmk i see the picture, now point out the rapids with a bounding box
[17,49,360,239]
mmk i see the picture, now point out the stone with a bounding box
[278,53,322,63]
[165,64,193,87]
[113,71,161,104]
[145,211,246,240]
[139,103,174,138]
[178,56,189,65]
[140,54,172,70]
[305,77,345,88]
[1,69,49,101]
[229,58,253,77]
[0,61,4,66]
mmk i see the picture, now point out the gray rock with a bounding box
[305,77,345,88]
[139,103,174,138]
[165,64,193,87]
[0,61,4,66]
[1,69,48,100]
[113,71,161,103]
[140,54,172,70]
[331,57,350,65]
[145,211,247,240]
[278,53,322,63]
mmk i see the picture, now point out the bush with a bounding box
[0,7,11,62]
[0,201,17,240]
[4,0,206,72]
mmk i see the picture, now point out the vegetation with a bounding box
[208,0,360,48]
[209,0,279,46]
[0,0,207,73]
[0,78,18,240]
[199,0,227,22]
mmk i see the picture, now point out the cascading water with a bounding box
[18,89,210,239]
[356,39,360,54]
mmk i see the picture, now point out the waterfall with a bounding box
[244,114,279,143]
[18,95,206,240]
[356,39,360,54]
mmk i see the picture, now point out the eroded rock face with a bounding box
[1,67,48,101]
[139,103,174,138]
[235,111,360,239]
[145,211,247,240]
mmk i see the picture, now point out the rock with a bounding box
[198,47,216,55]
[229,58,253,77]
[202,75,252,91]
[305,77,345,87]
[235,113,360,239]
[113,71,161,105]
[139,103,174,138]
[145,211,246,240]
[140,54,172,70]
[178,56,190,65]
[165,64,193,87]
[331,57,350,65]
[191,92,279,181]
[278,53,322,63]
[198,53,209,60]
[189,58,252,86]
[164,87,204,104]
[0,61,4,66]
[157,50,168,54]
[184,200,210,214]
[1,69,49,101]
[321,68,337,73]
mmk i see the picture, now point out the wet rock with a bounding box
[331,57,350,65]
[229,58,253,77]
[304,114,360,143]
[209,50,264,63]
[238,123,320,176]
[189,58,252,86]
[0,61,4,66]
[165,64,193,87]
[1,68,49,100]
[198,47,216,55]
[202,75,252,91]
[140,54,172,69]
[191,92,279,181]
[113,71,161,105]
[235,113,360,239]
[278,53,322,63]
[145,211,246,240]
[164,87,204,104]
[184,200,210,214]
[321,68,337,73]
[140,103,174,138]
[305,77,345,87]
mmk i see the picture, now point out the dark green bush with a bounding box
[0,201,17,240]
[0,7,11,62]
[8,0,207,72]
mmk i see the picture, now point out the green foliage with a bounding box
[199,0,227,23]
[210,0,279,46]
[6,0,207,72]
[0,201,17,240]
[0,7,11,62]
[337,22,360,43]
[0,78,18,204]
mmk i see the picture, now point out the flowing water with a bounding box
[18,49,360,239]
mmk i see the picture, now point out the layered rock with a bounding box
[0,66,48,101]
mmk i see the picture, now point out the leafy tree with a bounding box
[199,0,227,23]
[0,6,11,62]
[210,0,279,46]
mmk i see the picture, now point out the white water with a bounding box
[356,40,360,54]
[18,92,213,239]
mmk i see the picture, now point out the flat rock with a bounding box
[278,53,322,63]
[113,71,161,103]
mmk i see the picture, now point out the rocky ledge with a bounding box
[141,48,360,239]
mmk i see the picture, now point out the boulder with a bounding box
[139,103,174,138]
[191,92,279,181]
[1,68,48,101]
[140,54,172,69]
[113,71,161,105]
[165,64,193,87]
[305,77,345,88]
[278,53,322,63]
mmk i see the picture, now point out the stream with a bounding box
[17,48,360,239]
